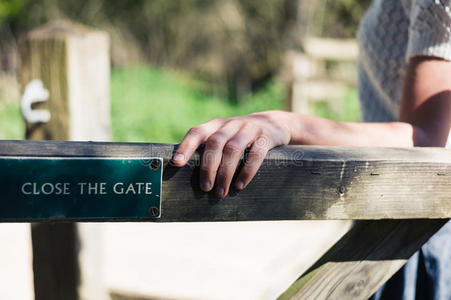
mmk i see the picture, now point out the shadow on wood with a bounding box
[32,223,80,300]
[278,219,448,300]
[0,141,451,222]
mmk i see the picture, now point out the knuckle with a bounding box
[201,150,216,165]
[255,135,271,148]
[211,117,224,123]
[200,163,212,174]
[242,122,257,132]
[188,126,204,136]
[206,133,226,150]
[256,127,264,136]
[253,145,268,156]
[223,141,242,156]
[227,119,244,127]
[246,151,265,166]
[244,158,260,169]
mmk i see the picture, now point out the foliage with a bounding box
[0,100,24,140]
[5,0,300,101]
[0,65,360,142]
[319,0,372,38]
[111,65,285,143]
[2,0,371,101]
[0,0,27,24]
[309,88,360,122]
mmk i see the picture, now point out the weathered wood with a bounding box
[19,19,110,141]
[283,38,357,114]
[278,219,447,300]
[303,37,358,61]
[1,140,450,222]
[19,20,110,300]
[31,223,80,300]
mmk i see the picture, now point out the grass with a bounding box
[309,88,360,122]
[0,101,25,140]
[0,65,360,142]
[111,65,285,143]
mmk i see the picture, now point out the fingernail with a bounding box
[217,187,225,198]
[173,153,184,163]
[236,180,244,190]
[201,181,211,191]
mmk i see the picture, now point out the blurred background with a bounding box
[0,0,370,299]
[0,0,370,142]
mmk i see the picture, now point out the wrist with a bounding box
[275,110,299,145]
[286,112,309,144]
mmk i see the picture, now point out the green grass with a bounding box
[0,100,25,140]
[309,88,360,122]
[0,65,360,142]
[111,65,285,143]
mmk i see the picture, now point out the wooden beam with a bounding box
[278,219,447,300]
[31,222,80,300]
[1,140,450,222]
[19,19,110,141]
[303,37,358,61]
[19,20,110,300]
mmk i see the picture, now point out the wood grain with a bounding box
[19,21,111,300]
[278,219,447,300]
[19,19,110,141]
[20,23,70,140]
[31,223,80,300]
[1,140,450,222]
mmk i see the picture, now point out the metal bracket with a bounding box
[21,79,51,123]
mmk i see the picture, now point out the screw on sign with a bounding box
[338,186,346,195]
[150,159,161,170]
[148,206,160,217]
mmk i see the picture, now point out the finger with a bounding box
[173,118,225,166]
[200,120,243,192]
[235,135,272,190]
[214,125,261,197]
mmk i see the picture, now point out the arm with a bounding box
[288,57,451,147]
[173,57,451,198]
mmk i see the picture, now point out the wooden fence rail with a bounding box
[1,139,450,299]
[12,21,451,300]
[1,140,450,222]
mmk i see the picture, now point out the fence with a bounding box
[284,37,358,115]
[0,140,450,299]
[4,20,451,300]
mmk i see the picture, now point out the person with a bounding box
[172,0,451,299]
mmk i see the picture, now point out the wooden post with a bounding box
[20,20,110,300]
[20,20,110,141]
[281,39,358,298]
[283,38,358,114]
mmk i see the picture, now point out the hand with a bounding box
[172,110,292,198]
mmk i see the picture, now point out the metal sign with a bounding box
[0,157,163,221]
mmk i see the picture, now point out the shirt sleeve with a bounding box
[406,0,451,61]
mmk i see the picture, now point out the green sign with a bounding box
[0,157,163,221]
